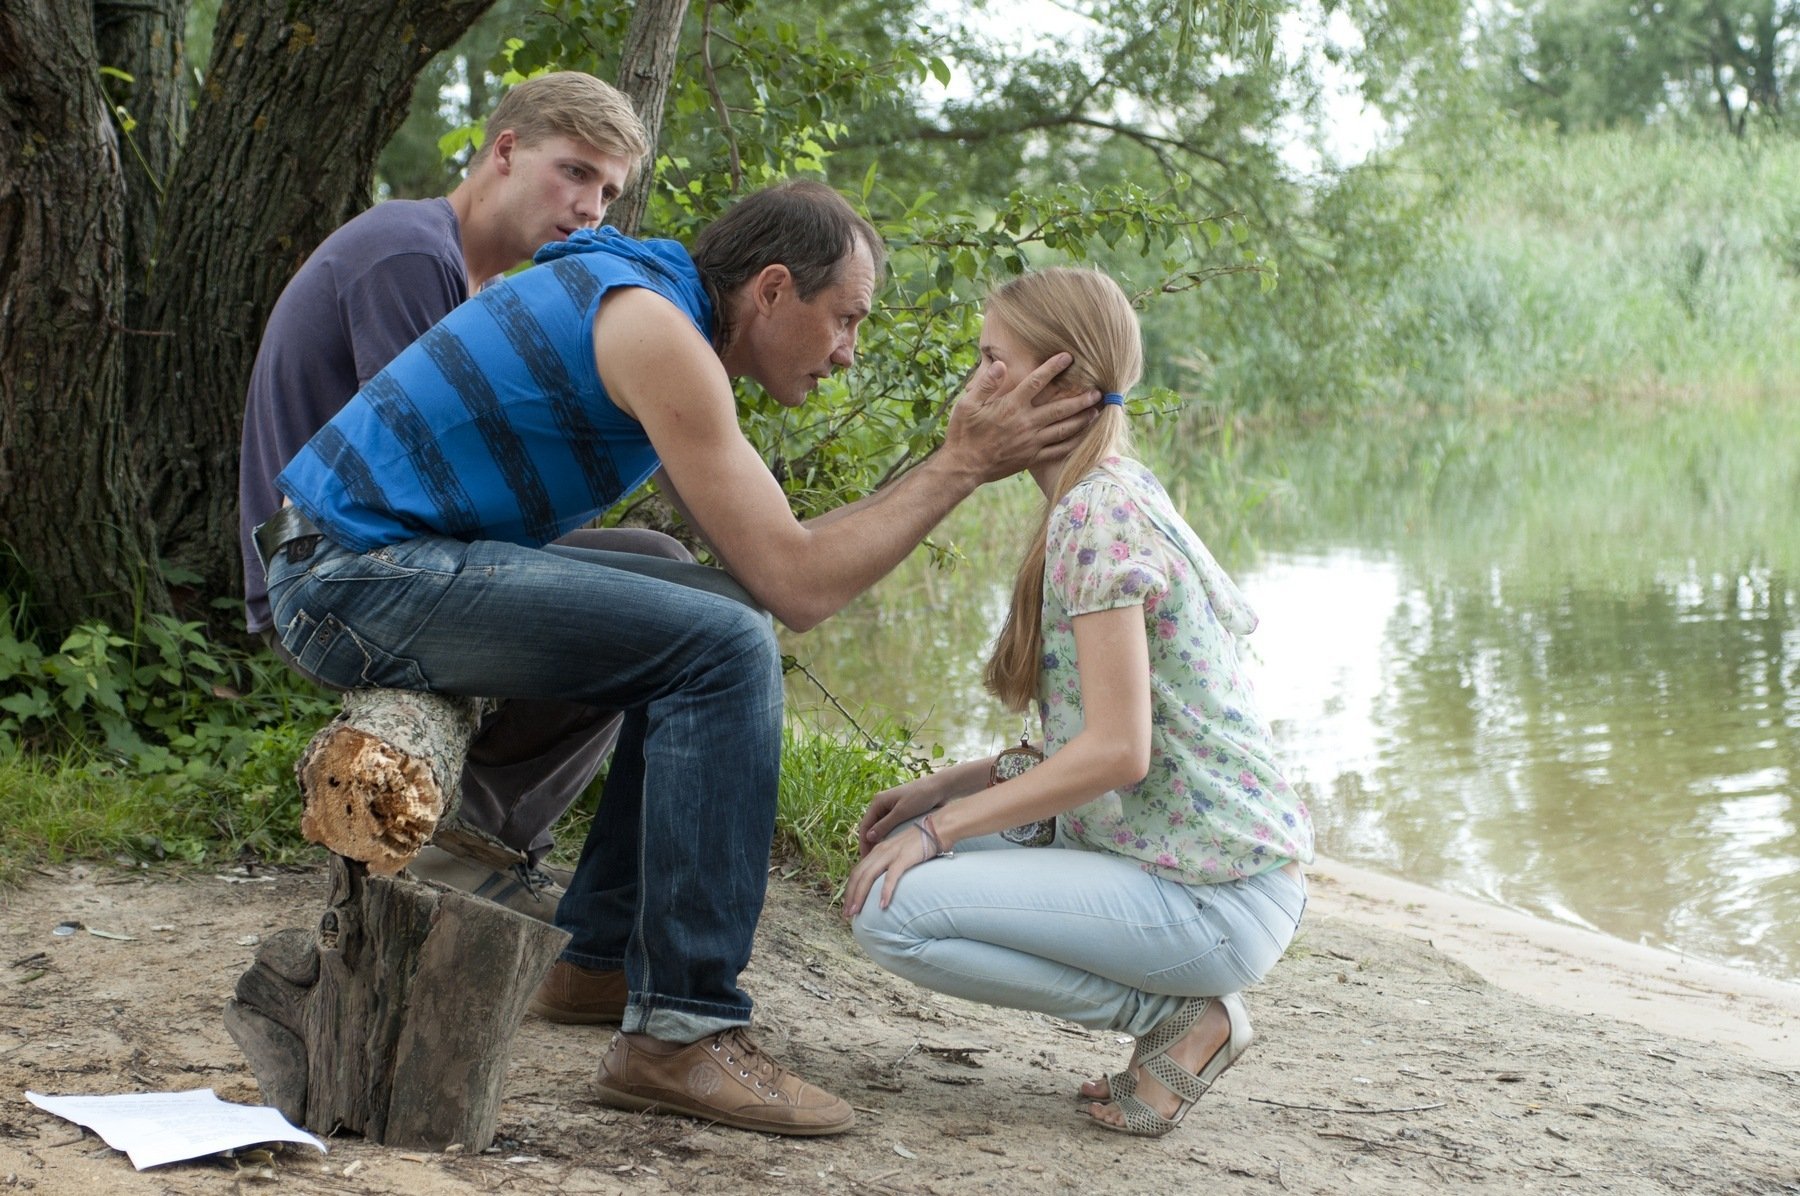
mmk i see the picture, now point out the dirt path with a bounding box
[3,862,1797,1195]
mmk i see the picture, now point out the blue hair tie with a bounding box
[1101,392,1126,407]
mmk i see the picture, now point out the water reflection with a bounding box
[781,479,1036,762]
[1244,549,1800,980]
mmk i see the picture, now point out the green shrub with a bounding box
[1155,124,1800,417]
[0,593,336,878]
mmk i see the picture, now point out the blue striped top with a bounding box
[276,228,713,552]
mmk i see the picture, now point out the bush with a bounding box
[0,593,336,878]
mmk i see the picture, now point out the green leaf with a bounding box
[438,125,482,162]
[0,689,52,720]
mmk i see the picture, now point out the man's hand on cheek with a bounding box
[942,353,1101,482]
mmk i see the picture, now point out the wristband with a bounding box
[920,813,950,858]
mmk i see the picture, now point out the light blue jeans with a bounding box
[852,827,1307,1038]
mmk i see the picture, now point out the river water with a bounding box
[782,395,1800,983]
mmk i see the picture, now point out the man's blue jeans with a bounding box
[265,533,781,1042]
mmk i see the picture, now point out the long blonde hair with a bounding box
[983,269,1145,711]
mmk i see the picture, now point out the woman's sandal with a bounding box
[1076,992,1211,1105]
[1088,992,1254,1137]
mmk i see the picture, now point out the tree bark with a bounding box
[128,0,498,613]
[5,0,691,632]
[0,1,168,634]
[609,0,692,237]
[93,0,190,326]
[224,855,569,1150]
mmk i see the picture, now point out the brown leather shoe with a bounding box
[529,960,627,1025]
[593,1028,854,1136]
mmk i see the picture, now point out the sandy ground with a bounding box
[3,856,1799,1196]
[1304,858,1800,1070]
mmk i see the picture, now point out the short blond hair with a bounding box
[471,72,650,179]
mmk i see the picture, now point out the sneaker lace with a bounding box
[516,864,557,902]
[711,1029,790,1101]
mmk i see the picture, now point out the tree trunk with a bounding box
[609,0,692,237]
[128,0,498,615]
[93,0,190,326]
[0,1,168,635]
[230,689,562,1149]
[224,855,569,1150]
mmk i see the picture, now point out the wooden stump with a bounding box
[228,688,566,1150]
[296,689,484,874]
[224,855,569,1151]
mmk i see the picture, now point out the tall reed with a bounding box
[1152,124,1800,415]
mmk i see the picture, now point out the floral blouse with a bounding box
[1040,456,1313,885]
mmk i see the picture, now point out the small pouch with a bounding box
[987,734,1054,847]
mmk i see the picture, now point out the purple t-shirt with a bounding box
[237,197,467,632]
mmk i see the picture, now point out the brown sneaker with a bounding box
[529,960,627,1025]
[593,1028,854,1136]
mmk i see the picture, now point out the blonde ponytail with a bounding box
[981,269,1144,710]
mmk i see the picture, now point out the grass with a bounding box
[3,708,924,894]
[1413,127,1800,404]
[775,714,927,891]
[0,725,311,885]
[0,597,338,885]
[0,752,166,885]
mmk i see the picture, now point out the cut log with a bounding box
[296,689,484,874]
[225,855,569,1151]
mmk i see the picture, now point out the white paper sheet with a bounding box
[26,1088,328,1170]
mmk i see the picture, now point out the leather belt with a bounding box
[252,504,325,571]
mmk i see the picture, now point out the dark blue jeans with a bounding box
[265,533,781,1041]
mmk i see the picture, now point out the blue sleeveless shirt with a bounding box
[276,229,713,552]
